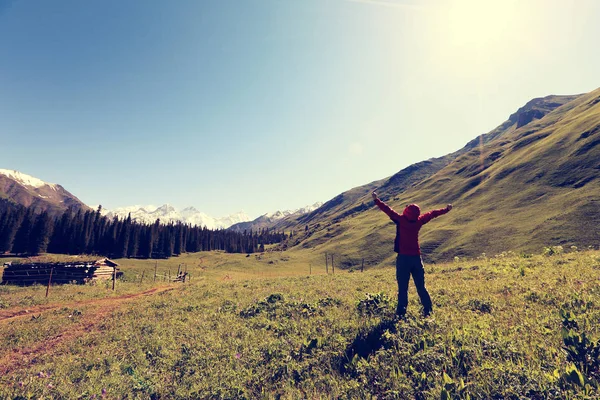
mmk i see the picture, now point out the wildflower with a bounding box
[102,388,107,396]
[38,371,47,378]
[235,353,242,359]
[47,383,53,389]
[18,381,24,388]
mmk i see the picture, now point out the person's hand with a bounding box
[372,192,378,201]
[446,204,453,211]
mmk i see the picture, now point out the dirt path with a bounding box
[0,286,174,323]
[0,286,176,375]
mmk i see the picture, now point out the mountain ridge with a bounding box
[228,202,323,232]
[0,169,89,216]
[275,89,600,264]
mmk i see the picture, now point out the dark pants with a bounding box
[396,255,432,316]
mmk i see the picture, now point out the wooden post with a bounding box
[177,264,181,276]
[332,254,335,274]
[361,258,364,273]
[154,261,157,282]
[140,270,145,284]
[309,263,312,275]
[325,253,328,274]
[168,269,171,282]
[112,267,116,291]
[46,267,54,298]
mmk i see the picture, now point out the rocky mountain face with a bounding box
[508,95,581,128]
[0,169,89,215]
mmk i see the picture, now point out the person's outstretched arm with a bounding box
[372,192,401,223]
[419,204,453,225]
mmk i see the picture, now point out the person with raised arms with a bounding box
[372,191,452,318]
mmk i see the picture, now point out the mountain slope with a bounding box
[287,94,581,232]
[282,89,599,264]
[0,169,89,215]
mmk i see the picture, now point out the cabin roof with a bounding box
[94,258,119,267]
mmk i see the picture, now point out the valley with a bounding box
[1,249,599,398]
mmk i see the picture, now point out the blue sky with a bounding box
[1,0,599,218]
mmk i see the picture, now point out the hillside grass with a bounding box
[1,249,600,398]
[281,88,600,263]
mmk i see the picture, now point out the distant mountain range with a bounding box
[0,169,322,230]
[101,202,323,230]
[0,169,89,215]
[228,202,323,232]
[100,204,251,229]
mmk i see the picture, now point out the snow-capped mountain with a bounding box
[102,204,251,229]
[264,202,324,221]
[103,202,323,231]
[0,169,58,190]
[0,169,89,215]
[228,202,324,232]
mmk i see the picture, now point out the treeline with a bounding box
[0,200,286,258]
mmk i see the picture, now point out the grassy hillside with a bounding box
[280,89,600,263]
[240,93,580,236]
[1,249,599,398]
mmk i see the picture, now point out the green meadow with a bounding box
[1,248,600,399]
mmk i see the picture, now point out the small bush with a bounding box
[560,308,600,388]
[466,299,493,314]
[356,292,392,317]
[543,246,564,256]
[266,293,284,303]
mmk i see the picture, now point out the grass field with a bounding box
[1,248,600,399]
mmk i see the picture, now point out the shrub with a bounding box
[356,292,392,317]
[466,299,493,314]
[560,308,600,389]
[543,246,564,256]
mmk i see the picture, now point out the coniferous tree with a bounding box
[29,212,52,255]
[127,224,140,258]
[174,223,184,255]
[48,210,67,254]
[10,203,287,259]
[0,206,25,253]
[115,214,131,259]
[12,209,34,254]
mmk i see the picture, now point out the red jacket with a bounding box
[374,198,449,255]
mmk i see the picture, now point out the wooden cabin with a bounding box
[1,258,122,286]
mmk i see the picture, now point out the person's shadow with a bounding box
[340,317,398,375]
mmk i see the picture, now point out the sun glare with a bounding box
[427,0,532,77]
[445,0,517,48]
